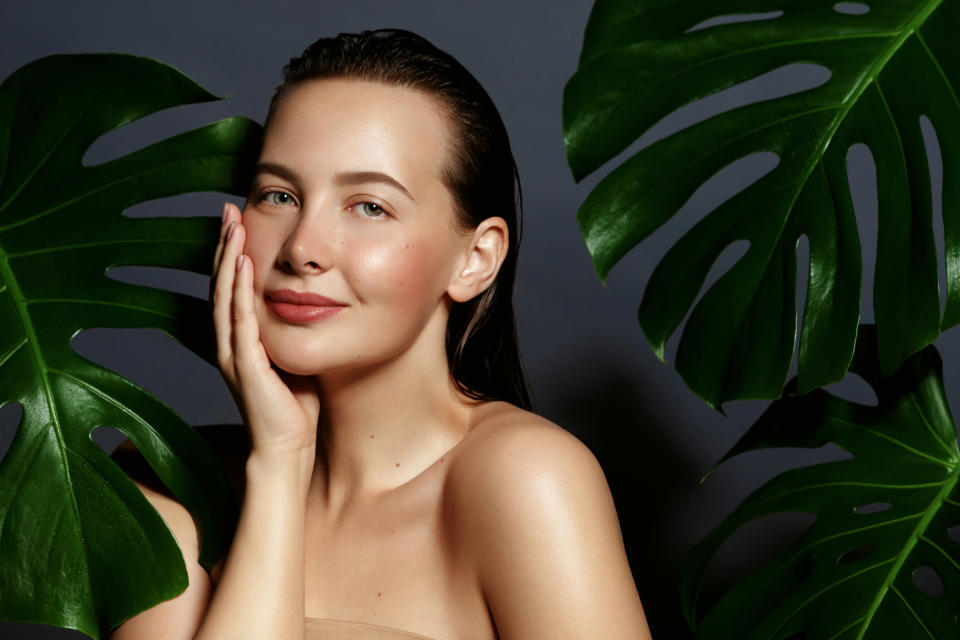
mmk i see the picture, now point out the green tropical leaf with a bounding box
[0,54,261,638]
[682,325,960,638]
[563,0,960,408]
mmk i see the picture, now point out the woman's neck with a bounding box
[306,311,477,519]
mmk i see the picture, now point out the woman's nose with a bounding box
[276,211,334,274]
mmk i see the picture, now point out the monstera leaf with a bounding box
[0,55,260,638]
[682,326,960,638]
[563,0,960,408]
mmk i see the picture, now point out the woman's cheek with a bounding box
[352,239,447,312]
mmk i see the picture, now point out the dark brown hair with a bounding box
[266,28,531,410]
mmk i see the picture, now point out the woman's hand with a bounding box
[211,201,321,458]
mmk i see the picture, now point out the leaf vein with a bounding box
[918,534,960,572]
[0,153,237,233]
[830,413,953,467]
[8,236,210,259]
[0,106,90,216]
[771,557,895,639]
[914,30,960,123]
[889,584,935,640]
[0,336,27,369]
[27,298,176,320]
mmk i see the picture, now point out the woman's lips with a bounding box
[265,289,347,325]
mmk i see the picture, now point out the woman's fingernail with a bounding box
[236,255,244,272]
[222,202,230,222]
[226,221,236,242]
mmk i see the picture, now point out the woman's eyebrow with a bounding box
[334,170,415,201]
[255,162,299,184]
[254,163,415,202]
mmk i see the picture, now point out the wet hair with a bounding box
[266,28,531,410]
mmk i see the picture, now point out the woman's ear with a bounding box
[447,217,509,303]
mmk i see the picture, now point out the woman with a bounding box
[112,28,651,640]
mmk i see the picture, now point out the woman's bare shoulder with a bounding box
[446,402,609,546]
[454,402,596,481]
[444,401,609,528]
[443,402,650,637]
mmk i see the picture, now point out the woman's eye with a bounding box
[263,191,295,206]
[354,202,387,218]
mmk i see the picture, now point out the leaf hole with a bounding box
[617,64,830,170]
[0,402,23,462]
[846,143,877,324]
[854,502,891,515]
[664,238,750,363]
[919,116,945,319]
[822,372,878,407]
[82,99,237,167]
[912,564,944,597]
[685,11,784,33]
[90,425,129,456]
[70,328,239,426]
[106,265,210,301]
[654,151,779,361]
[833,3,869,15]
[837,544,875,564]
[948,524,960,543]
[122,192,243,219]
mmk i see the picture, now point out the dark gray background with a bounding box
[0,1,954,638]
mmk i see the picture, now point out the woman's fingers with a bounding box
[210,204,321,453]
[231,254,316,453]
[231,252,270,377]
[213,205,242,372]
[210,202,237,301]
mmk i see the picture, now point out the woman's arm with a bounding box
[111,202,320,639]
[450,419,652,639]
[192,446,313,639]
[108,443,313,640]
[196,202,321,639]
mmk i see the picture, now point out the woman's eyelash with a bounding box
[352,201,389,218]
[261,190,296,206]
[257,191,389,218]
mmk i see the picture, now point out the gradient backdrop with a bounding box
[0,1,955,638]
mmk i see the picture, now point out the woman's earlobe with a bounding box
[448,217,508,303]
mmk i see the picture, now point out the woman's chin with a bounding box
[262,345,322,376]
[270,361,320,376]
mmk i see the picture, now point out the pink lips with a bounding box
[265,289,347,324]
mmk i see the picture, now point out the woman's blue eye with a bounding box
[264,191,294,205]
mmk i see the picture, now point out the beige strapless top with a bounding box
[305,617,439,640]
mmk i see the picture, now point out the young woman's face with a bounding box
[241,78,469,376]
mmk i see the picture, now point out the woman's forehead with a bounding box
[261,78,454,194]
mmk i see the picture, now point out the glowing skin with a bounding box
[110,76,651,640]
[242,79,470,378]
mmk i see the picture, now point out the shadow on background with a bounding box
[544,361,828,640]
[544,364,700,639]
